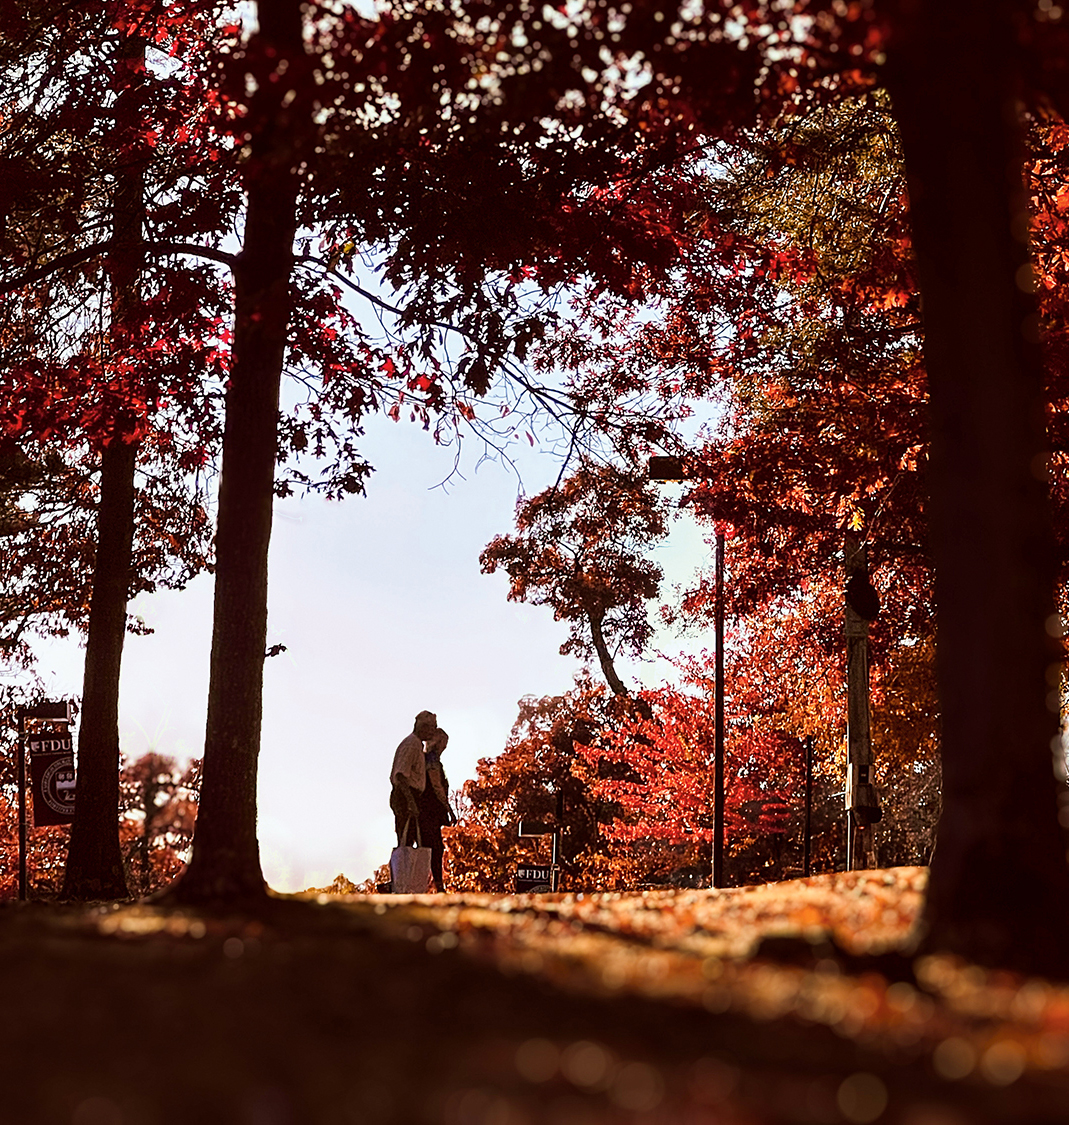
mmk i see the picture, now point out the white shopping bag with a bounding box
[389,818,432,893]
[390,843,432,893]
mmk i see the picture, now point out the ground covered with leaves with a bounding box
[5,867,1069,1124]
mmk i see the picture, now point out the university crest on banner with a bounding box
[28,733,75,826]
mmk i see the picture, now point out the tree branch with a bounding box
[0,241,238,294]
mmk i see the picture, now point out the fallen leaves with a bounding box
[337,865,1069,1094]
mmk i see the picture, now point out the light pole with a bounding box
[803,734,813,878]
[713,526,725,888]
[649,456,726,888]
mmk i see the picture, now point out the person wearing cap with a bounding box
[390,710,437,846]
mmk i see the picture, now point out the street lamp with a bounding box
[649,456,726,889]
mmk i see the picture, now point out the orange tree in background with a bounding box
[118,753,200,898]
[480,462,670,698]
[446,680,613,893]
[576,681,800,888]
[450,672,814,891]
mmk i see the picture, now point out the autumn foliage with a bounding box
[459,86,956,892]
[449,671,855,893]
[0,0,1066,984]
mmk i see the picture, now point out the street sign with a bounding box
[518,820,554,837]
[28,733,75,826]
[20,701,74,723]
[648,456,686,481]
[514,864,556,893]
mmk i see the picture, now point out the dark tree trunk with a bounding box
[63,34,145,901]
[587,607,628,696]
[884,1,1069,975]
[63,437,137,900]
[172,0,305,902]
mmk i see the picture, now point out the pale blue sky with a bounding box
[31,412,709,891]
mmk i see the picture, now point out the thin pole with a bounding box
[17,710,26,901]
[803,735,813,878]
[713,529,725,889]
[553,789,562,891]
[844,533,874,871]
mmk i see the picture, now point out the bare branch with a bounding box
[0,240,238,294]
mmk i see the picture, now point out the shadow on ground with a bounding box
[4,868,1067,1124]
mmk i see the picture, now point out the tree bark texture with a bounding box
[63,35,146,901]
[885,1,1069,974]
[174,0,305,902]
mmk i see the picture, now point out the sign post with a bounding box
[15,701,75,900]
[844,534,881,869]
[803,735,813,878]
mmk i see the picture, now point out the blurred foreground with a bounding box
[4,868,1068,1123]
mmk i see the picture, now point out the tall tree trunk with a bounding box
[63,438,138,899]
[885,1,1069,975]
[172,0,305,902]
[63,33,146,901]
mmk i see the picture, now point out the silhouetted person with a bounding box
[390,710,436,846]
[418,727,456,891]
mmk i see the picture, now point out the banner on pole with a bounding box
[28,734,75,826]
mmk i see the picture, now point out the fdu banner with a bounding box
[28,734,75,826]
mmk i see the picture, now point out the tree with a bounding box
[447,681,609,892]
[170,0,309,900]
[879,1,1069,973]
[0,0,235,898]
[167,0,788,900]
[481,461,669,696]
[118,753,200,896]
[450,679,708,892]
[575,672,806,886]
